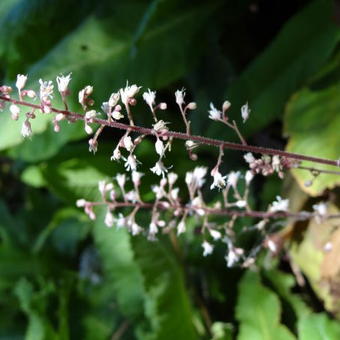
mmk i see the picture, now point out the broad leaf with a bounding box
[132,237,199,340]
[236,271,295,340]
[284,83,340,196]
[298,313,340,340]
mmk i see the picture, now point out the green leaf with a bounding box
[207,0,340,139]
[14,279,48,340]
[284,83,340,196]
[236,271,295,340]
[21,165,46,187]
[298,313,340,340]
[0,0,96,75]
[132,237,199,340]
[93,209,146,319]
[264,269,311,320]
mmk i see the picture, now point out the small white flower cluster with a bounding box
[244,153,297,179]
[75,164,261,266]
[2,73,335,267]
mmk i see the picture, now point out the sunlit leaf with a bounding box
[236,271,295,340]
[284,83,340,196]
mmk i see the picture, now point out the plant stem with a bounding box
[87,200,340,221]
[1,95,339,168]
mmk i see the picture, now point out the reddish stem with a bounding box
[1,95,339,168]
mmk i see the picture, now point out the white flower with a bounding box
[191,196,205,216]
[132,171,144,186]
[187,102,197,110]
[185,140,197,150]
[143,89,156,109]
[313,202,327,216]
[235,200,247,208]
[101,102,110,114]
[150,160,168,177]
[170,187,179,200]
[222,100,231,112]
[98,180,106,196]
[159,102,167,110]
[116,173,126,188]
[245,170,254,184]
[210,169,227,190]
[175,88,185,106]
[84,123,93,135]
[227,171,240,189]
[26,90,36,98]
[85,110,97,121]
[108,92,120,108]
[244,152,255,164]
[177,220,186,235]
[9,104,20,120]
[269,196,289,212]
[56,73,71,93]
[39,79,54,101]
[123,136,134,151]
[167,172,178,186]
[111,109,124,120]
[209,229,222,240]
[104,210,114,227]
[125,190,139,202]
[225,247,243,267]
[120,83,141,106]
[21,119,32,138]
[272,155,281,172]
[149,222,158,236]
[202,241,214,256]
[208,103,222,121]
[241,102,250,122]
[55,113,65,121]
[78,85,93,107]
[153,120,169,132]
[111,147,121,161]
[152,185,166,199]
[131,222,142,236]
[193,167,207,184]
[76,199,87,207]
[186,167,207,192]
[16,74,27,91]
[124,154,138,171]
[155,138,165,156]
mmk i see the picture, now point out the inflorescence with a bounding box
[1,73,339,267]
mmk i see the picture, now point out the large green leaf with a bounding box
[284,83,340,196]
[0,0,96,75]
[236,271,295,340]
[93,209,146,320]
[298,313,340,340]
[132,237,199,340]
[207,0,340,139]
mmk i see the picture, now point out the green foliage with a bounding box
[236,271,295,340]
[284,83,340,196]
[298,313,340,339]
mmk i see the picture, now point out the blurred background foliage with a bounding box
[0,0,339,339]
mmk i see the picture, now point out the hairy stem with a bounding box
[1,95,339,168]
